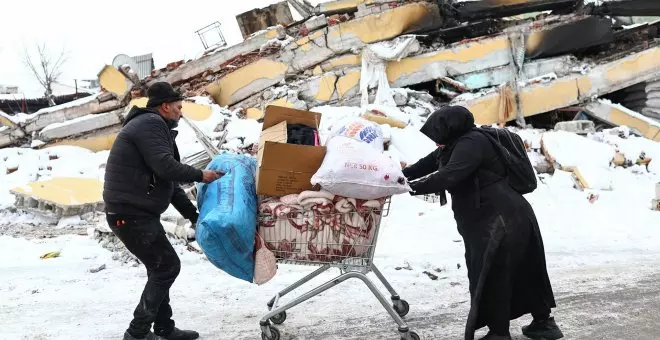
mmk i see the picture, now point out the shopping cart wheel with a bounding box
[393,299,410,317]
[401,331,420,340]
[270,311,287,325]
[261,326,281,340]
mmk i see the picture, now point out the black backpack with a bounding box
[475,126,538,195]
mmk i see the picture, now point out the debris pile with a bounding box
[2,0,660,154]
[1,0,660,224]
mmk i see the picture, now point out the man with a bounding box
[103,82,223,340]
[403,106,563,340]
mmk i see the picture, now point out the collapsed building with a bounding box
[2,0,660,216]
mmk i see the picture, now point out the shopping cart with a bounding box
[257,198,419,340]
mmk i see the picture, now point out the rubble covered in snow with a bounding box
[1,0,660,227]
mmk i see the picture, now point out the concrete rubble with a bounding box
[1,0,660,221]
[2,0,660,150]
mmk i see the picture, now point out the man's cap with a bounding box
[146,82,184,108]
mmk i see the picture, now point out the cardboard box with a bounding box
[256,106,326,196]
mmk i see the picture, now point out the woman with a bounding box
[403,106,563,340]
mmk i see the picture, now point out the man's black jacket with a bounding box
[103,106,203,222]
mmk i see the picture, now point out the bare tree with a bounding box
[23,43,68,106]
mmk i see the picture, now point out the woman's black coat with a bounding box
[403,106,556,340]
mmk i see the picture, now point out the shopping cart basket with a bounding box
[257,198,419,340]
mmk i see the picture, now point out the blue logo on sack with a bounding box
[359,126,378,143]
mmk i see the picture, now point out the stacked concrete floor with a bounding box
[3,0,660,153]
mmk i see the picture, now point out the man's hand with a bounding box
[201,170,225,183]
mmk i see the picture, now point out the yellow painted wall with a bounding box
[98,65,130,98]
[294,31,324,52]
[265,28,280,39]
[602,105,660,141]
[12,177,103,206]
[129,98,212,121]
[321,0,372,12]
[245,97,297,120]
[315,74,339,102]
[313,54,362,75]
[0,115,17,128]
[460,94,501,125]
[206,58,288,106]
[519,78,580,117]
[603,47,660,86]
[328,2,432,44]
[336,70,362,98]
[459,47,660,127]
[387,37,509,83]
[48,132,118,152]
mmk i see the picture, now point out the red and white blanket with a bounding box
[255,190,386,264]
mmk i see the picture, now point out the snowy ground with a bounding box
[2,171,660,339]
[1,105,660,339]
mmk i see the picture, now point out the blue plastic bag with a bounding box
[196,153,257,282]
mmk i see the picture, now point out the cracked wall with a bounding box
[206,2,441,107]
[38,109,123,142]
[454,46,660,126]
[147,27,286,87]
[585,100,660,141]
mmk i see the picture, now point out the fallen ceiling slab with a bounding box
[454,0,581,21]
[454,45,660,126]
[583,99,660,141]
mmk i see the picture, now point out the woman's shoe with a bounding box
[522,316,564,340]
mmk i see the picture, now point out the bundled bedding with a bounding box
[256,190,386,262]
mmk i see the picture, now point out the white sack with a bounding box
[311,136,411,200]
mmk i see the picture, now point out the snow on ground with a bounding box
[1,106,659,339]
[0,145,107,209]
[1,174,660,339]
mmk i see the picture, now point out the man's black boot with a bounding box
[479,331,512,340]
[522,316,564,340]
[123,331,157,340]
[154,327,199,340]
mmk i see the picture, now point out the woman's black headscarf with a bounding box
[420,105,476,146]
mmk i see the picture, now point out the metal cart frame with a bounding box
[257,199,419,340]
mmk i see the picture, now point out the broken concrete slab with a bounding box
[303,14,328,33]
[39,109,122,142]
[295,35,515,106]
[583,99,660,141]
[325,2,442,49]
[21,94,122,133]
[455,0,581,21]
[387,35,513,87]
[206,58,288,107]
[595,0,660,17]
[0,127,26,148]
[316,0,373,15]
[525,16,614,59]
[11,177,104,217]
[128,98,213,121]
[312,53,361,75]
[236,2,294,40]
[554,120,596,134]
[454,46,660,126]
[44,125,120,152]
[456,55,575,90]
[146,27,286,87]
[98,65,133,101]
[206,2,443,107]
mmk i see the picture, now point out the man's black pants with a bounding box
[107,214,181,338]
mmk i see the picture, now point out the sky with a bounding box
[0,0,315,97]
